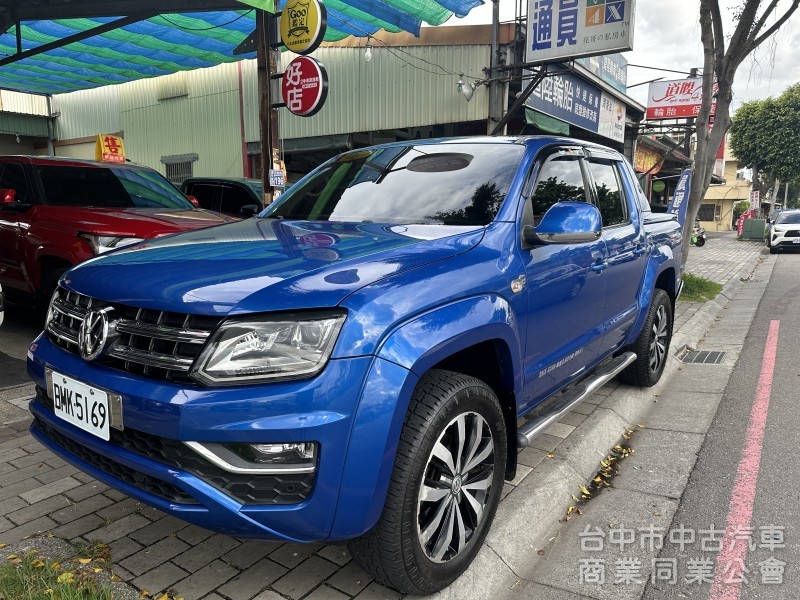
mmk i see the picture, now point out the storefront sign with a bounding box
[526,0,635,63]
[633,143,663,174]
[281,56,328,117]
[94,134,125,163]
[577,53,628,92]
[280,0,327,55]
[526,66,602,134]
[597,92,625,143]
[646,78,717,120]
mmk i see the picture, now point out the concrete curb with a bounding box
[433,247,767,598]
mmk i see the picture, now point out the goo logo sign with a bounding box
[280,0,327,55]
[281,56,329,117]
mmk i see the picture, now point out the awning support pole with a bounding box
[0,14,156,67]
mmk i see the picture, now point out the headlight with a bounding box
[78,233,145,254]
[190,311,346,385]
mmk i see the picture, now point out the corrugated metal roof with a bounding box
[0,111,49,137]
[0,1,483,94]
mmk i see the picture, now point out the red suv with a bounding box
[0,156,237,305]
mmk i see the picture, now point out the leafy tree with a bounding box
[730,83,800,196]
[684,0,799,265]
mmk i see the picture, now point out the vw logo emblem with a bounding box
[78,307,113,361]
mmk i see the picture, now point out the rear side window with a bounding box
[530,155,587,222]
[220,185,256,215]
[186,183,220,211]
[587,160,628,227]
[0,163,31,202]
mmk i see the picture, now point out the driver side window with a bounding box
[530,155,587,224]
[0,163,30,203]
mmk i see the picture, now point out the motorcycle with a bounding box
[691,220,707,247]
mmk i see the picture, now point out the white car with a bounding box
[766,209,800,254]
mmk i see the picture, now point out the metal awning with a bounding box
[0,0,483,95]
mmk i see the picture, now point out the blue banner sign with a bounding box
[526,66,602,133]
[667,168,692,228]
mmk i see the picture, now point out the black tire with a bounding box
[618,289,673,387]
[39,266,69,311]
[348,369,507,594]
[694,236,705,247]
[769,246,778,254]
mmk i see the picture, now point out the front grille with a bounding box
[46,287,221,383]
[33,416,199,504]
[36,388,315,505]
[784,230,800,237]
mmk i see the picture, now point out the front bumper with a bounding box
[28,334,389,542]
[770,229,800,248]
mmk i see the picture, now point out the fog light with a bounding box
[229,442,317,466]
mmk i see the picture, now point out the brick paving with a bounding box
[0,233,766,600]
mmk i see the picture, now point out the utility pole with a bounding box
[256,8,281,206]
[487,0,502,134]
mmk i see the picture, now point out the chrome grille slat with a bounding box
[47,320,79,345]
[52,297,88,320]
[45,287,221,383]
[108,346,194,371]
[115,320,209,344]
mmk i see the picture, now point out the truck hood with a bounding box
[64,219,484,314]
[40,206,236,237]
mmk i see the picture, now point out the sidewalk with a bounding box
[0,233,766,600]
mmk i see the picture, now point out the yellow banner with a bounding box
[95,134,125,164]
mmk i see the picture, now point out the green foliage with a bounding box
[680,273,723,303]
[732,200,750,222]
[0,550,114,600]
[730,84,800,183]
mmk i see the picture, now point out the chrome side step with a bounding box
[517,351,637,448]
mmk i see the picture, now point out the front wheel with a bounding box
[348,370,507,595]
[694,236,705,247]
[618,288,673,387]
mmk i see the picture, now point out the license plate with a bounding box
[49,371,111,441]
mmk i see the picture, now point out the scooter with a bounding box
[691,220,707,247]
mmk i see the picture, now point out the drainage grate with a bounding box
[682,351,727,364]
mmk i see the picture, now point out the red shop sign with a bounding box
[281,56,329,117]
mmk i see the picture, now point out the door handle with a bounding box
[591,262,608,273]
[633,246,646,257]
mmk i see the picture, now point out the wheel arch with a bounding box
[331,296,523,539]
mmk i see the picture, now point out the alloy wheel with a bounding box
[648,304,669,373]
[416,411,495,563]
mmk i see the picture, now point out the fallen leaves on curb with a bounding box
[561,437,636,522]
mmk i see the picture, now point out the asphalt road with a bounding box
[644,251,800,600]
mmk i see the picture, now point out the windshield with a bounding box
[263,143,524,225]
[776,211,800,225]
[38,165,193,209]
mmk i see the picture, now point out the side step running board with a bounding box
[517,351,637,448]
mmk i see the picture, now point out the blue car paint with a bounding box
[28,135,681,544]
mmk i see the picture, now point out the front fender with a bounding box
[329,295,523,539]
[377,294,522,385]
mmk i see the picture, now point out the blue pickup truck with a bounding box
[28,136,682,594]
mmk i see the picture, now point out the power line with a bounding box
[157,11,254,31]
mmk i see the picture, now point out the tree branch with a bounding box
[707,0,726,66]
[749,0,781,41]
[749,0,800,51]
[727,0,762,63]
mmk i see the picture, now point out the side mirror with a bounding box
[524,201,602,245]
[0,188,16,205]
[240,204,260,218]
[186,195,200,208]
